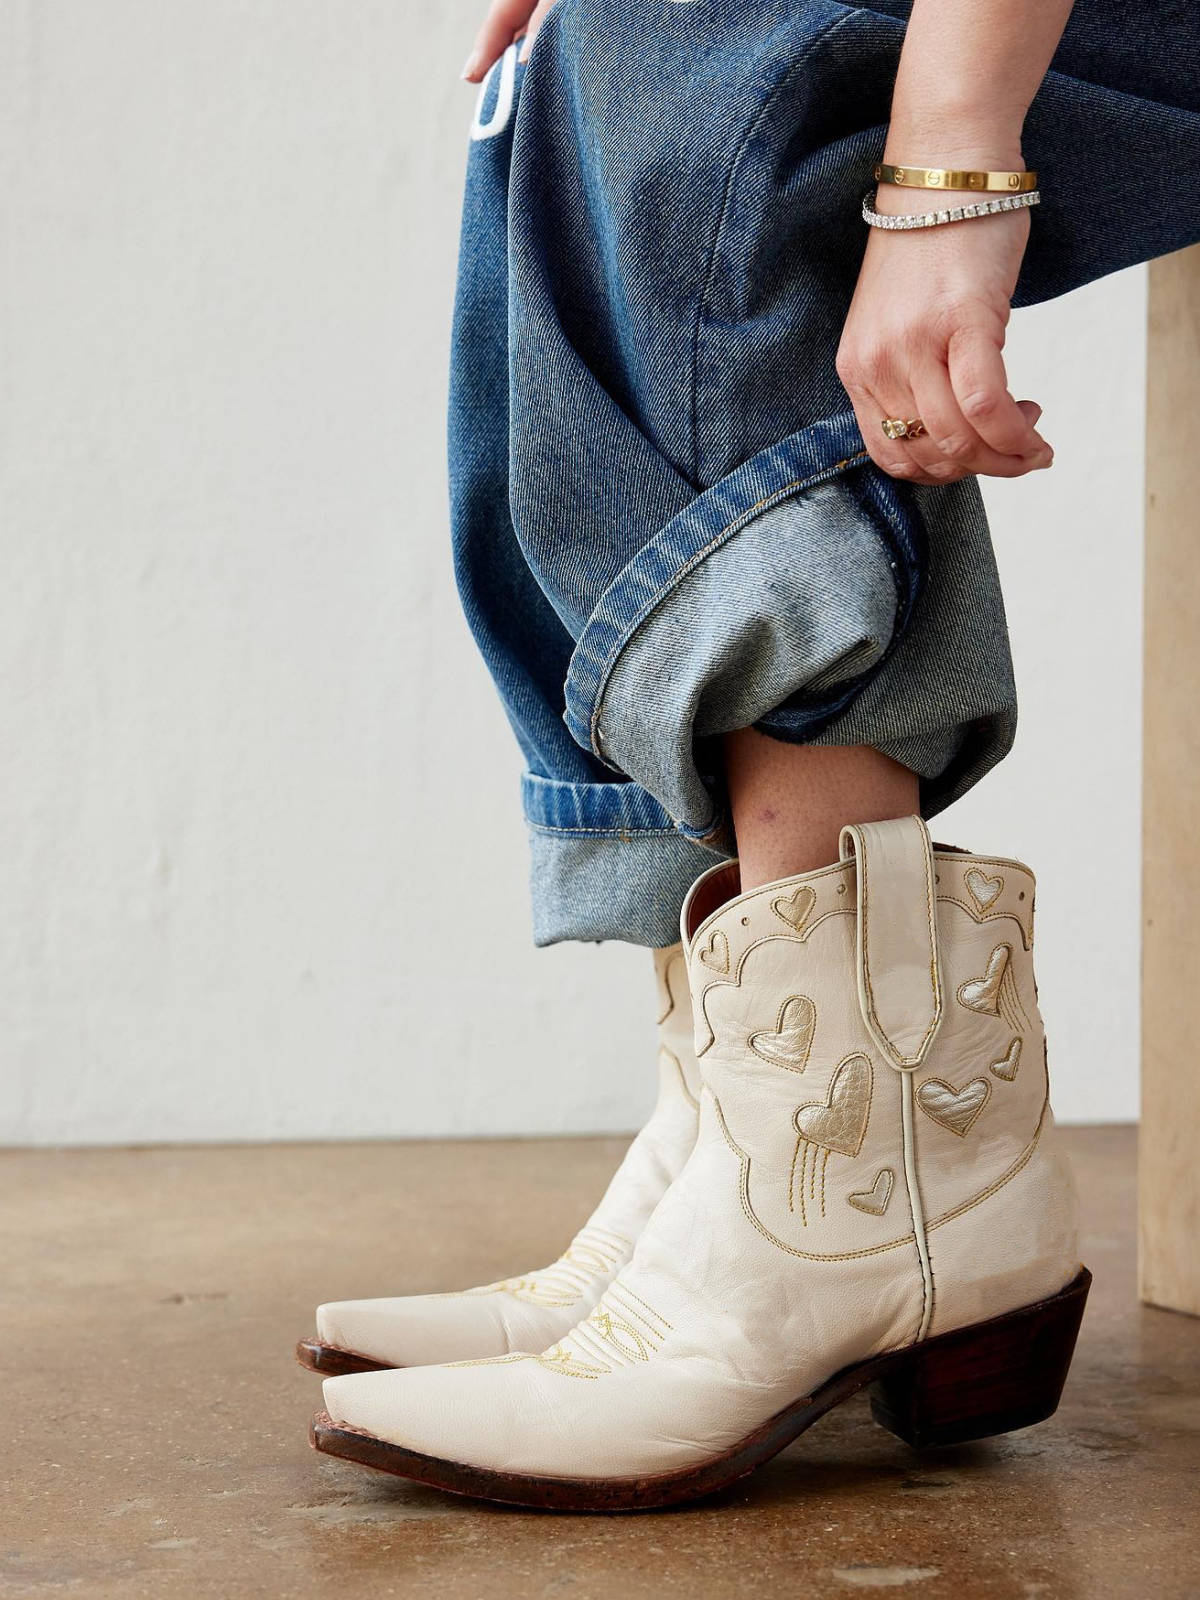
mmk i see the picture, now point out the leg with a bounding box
[723,729,919,890]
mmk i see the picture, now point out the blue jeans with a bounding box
[449,0,1200,948]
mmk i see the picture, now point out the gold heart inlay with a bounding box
[795,1054,872,1158]
[990,1037,1022,1081]
[917,1076,991,1137]
[770,885,816,933]
[965,868,1004,913]
[698,929,730,975]
[749,995,816,1073]
[957,944,1010,1015]
[847,1168,894,1217]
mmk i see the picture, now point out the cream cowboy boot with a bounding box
[312,818,1088,1509]
[297,944,701,1375]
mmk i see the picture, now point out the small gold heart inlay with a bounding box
[957,944,1010,1015]
[848,1168,894,1217]
[698,929,730,975]
[990,1037,1022,1081]
[770,885,816,933]
[917,1076,991,1137]
[965,868,1004,913]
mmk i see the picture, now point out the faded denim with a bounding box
[449,0,1200,947]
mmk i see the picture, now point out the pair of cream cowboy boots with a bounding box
[301,817,1089,1511]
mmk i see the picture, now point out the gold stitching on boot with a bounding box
[444,1353,535,1370]
[655,946,687,1026]
[937,858,1036,950]
[609,1281,674,1331]
[851,822,942,1070]
[661,1045,701,1111]
[928,1094,1049,1232]
[693,924,851,1058]
[998,962,1033,1037]
[788,1134,802,1216]
[607,1283,670,1339]
[537,1343,609,1379]
[698,929,731,974]
[587,1310,655,1362]
[711,1088,1049,1262]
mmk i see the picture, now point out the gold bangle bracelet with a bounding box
[874,163,1038,194]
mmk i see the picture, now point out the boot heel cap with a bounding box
[870,1268,1091,1450]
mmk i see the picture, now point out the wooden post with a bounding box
[1140,245,1200,1317]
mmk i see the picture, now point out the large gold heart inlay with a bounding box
[749,995,816,1073]
[795,1054,872,1158]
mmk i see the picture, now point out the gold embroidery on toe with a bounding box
[534,1282,670,1380]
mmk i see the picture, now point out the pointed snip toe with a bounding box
[297,947,701,1375]
[309,1269,1091,1511]
[295,1338,390,1377]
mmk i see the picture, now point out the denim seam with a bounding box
[689,5,864,484]
[526,822,685,839]
[586,449,871,761]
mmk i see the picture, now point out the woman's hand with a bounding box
[837,0,1078,487]
[462,0,559,81]
[837,181,1052,485]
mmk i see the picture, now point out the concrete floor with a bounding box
[3,1126,1197,1600]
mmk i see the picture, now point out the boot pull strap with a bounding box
[839,816,942,1072]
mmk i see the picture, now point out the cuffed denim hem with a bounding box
[522,772,723,947]
[799,479,1019,818]
[561,412,924,833]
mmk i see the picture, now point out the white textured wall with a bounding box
[1,3,1143,1144]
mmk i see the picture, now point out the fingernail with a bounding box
[461,52,480,79]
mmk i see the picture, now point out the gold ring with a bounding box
[881,417,926,441]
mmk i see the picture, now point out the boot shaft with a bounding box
[681,817,1077,1337]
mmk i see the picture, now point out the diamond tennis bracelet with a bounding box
[862,188,1041,231]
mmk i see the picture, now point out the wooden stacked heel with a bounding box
[870,1267,1091,1449]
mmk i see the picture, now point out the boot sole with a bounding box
[296,1339,391,1377]
[309,1266,1090,1511]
